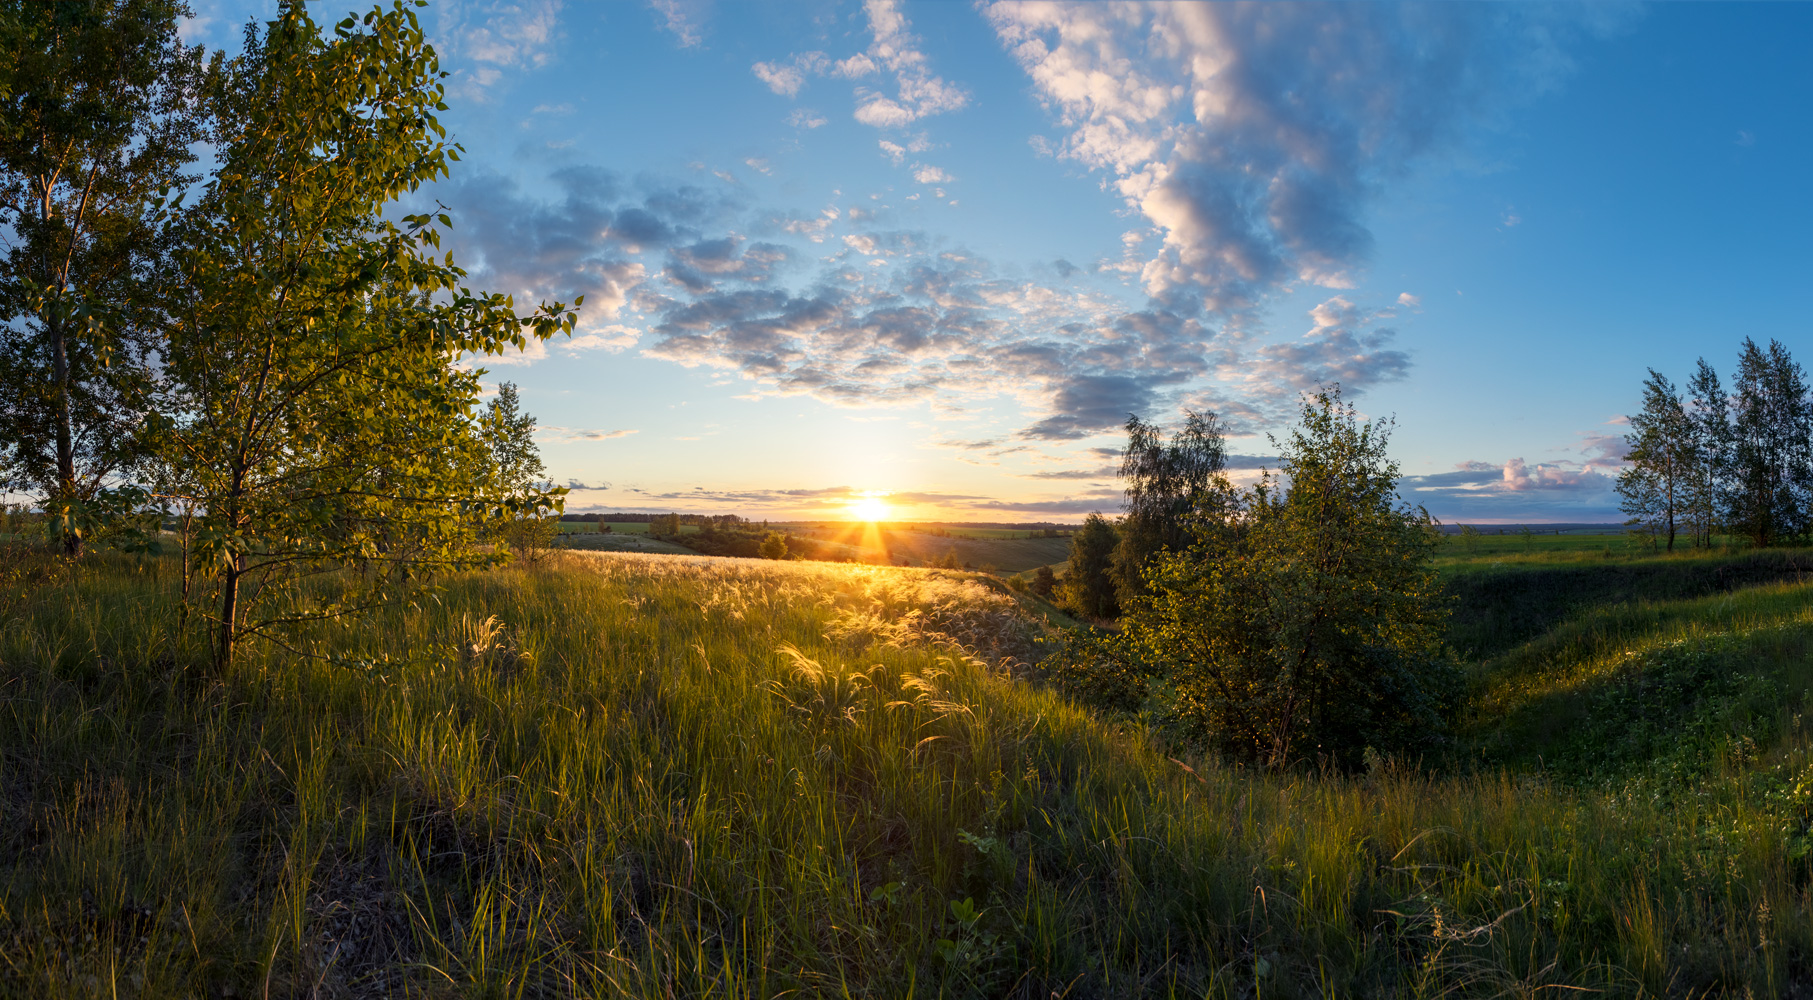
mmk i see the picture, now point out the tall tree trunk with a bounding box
[49,310,81,557]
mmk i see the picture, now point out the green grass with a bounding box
[2,547,1811,997]
[556,522,699,536]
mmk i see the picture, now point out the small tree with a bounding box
[1683,358,1729,548]
[1059,512,1119,619]
[758,531,787,560]
[1030,563,1057,599]
[1111,410,1228,603]
[1727,338,1812,547]
[482,381,557,562]
[1122,387,1453,769]
[152,3,578,668]
[1616,369,1694,551]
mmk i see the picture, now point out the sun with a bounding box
[848,495,891,522]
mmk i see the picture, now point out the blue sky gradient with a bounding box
[186,1,1813,522]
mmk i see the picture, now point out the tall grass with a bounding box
[0,549,1808,997]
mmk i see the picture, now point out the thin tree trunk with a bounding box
[49,310,81,557]
[217,554,240,670]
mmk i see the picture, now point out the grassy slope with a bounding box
[0,551,1808,997]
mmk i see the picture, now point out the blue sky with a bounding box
[187,1,1813,523]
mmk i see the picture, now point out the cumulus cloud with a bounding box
[1219,296,1412,417]
[911,164,951,184]
[431,166,746,353]
[750,0,968,138]
[983,2,1606,315]
[436,162,1418,445]
[432,0,563,99]
[1403,440,1627,521]
[753,60,807,97]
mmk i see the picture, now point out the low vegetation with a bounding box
[3,540,1813,997]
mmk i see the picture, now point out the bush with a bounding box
[1058,513,1119,619]
[1030,564,1057,599]
[1120,388,1454,770]
[759,531,788,560]
[501,514,559,564]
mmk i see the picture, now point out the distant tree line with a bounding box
[563,512,753,528]
[1617,338,1811,550]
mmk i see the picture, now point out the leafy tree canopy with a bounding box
[1121,387,1454,769]
[150,0,579,667]
[0,0,211,553]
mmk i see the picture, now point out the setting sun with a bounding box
[848,495,891,522]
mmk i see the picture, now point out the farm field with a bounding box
[555,522,695,536]
[566,519,1078,573]
[837,525,1072,573]
[2,543,1812,996]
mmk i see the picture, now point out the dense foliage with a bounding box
[0,0,210,553]
[1110,409,1228,603]
[1621,338,1813,548]
[1119,388,1454,768]
[1057,511,1119,619]
[147,2,579,666]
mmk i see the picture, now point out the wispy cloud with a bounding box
[540,427,641,441]
[432,0,563,100]
[647,0,703,48]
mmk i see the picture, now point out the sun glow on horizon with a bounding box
[847,494,892,522]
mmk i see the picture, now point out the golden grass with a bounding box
[0,549,1807,997]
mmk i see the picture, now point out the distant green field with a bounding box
[1434,530,1756,570]
[771,522,1070,541]
[556,521,696,536]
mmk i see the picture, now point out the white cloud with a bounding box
[744,157,773,175]
[753,60,807,97]
[647,0,702,48]
[983,2,1609,315]
[1397,292,1421,308]
[564,325,642,352]
[434,0,563,101]
[787,108,828,129]
[750,0,967,134]
[911,164,950,184]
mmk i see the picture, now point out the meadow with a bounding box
[1,538,1811,997]
[554,520,1075,575]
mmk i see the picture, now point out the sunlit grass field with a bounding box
[2,545,1812,997]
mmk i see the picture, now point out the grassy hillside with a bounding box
[2,547,1811,997]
